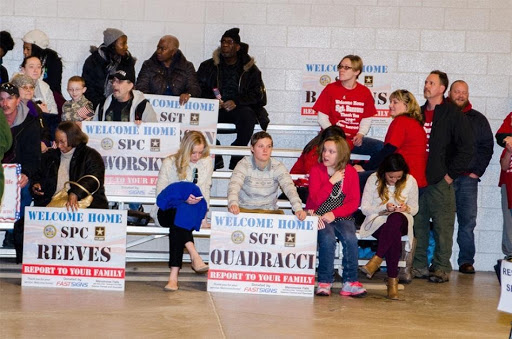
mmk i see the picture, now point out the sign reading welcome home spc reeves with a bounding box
[22,207,127,291]
[301,63,392,126]
[145,94,219,146]
[0,164,21,221]
[208,212,318,297]
[83,122,180,197]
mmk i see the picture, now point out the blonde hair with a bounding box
[318,135,351,171]
[341,55,363,78]
[174,131,210,180]
[389,89,423,125]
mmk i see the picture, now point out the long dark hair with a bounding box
[303,125,346,155]
[376,153,409,204]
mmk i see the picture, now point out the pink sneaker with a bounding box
[340,281,367,298]
[315,283,332,296]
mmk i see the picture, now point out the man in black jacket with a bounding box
[136,35,200,106]
[412,70,474,283]
[448,80,493,274]
[197,28,268,170]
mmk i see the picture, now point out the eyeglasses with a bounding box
[337,64,353,71]
[192,168,198,184]
[21,85,35,91]
[220,38,235,45]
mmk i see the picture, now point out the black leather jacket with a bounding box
[32,143,108,208]
[136,50,201,97]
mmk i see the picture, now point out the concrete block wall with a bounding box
[1,0,511,271]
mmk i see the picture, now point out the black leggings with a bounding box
[158,208,195,268]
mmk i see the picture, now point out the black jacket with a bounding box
[421,100,474,185]
[32,143,108,209]
[136,50,201,97]
[460,104,494,177]
[196,45,269,130]
[82,46,136,109]
[2,113,40,179]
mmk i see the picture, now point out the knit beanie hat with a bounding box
[221,28,241,44]
[11,73,36,88]
[103,28,126,47]
[0,31,15,53]
[22,29,49,49]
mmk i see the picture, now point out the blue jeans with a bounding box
[351,137,384,157]
[454,175,479,266]
[317,219,358,283]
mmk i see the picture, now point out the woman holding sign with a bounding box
[306,135,366,298]
[153,130,212,291]
[359,154,418,300]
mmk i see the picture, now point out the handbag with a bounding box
[47,175,100,209]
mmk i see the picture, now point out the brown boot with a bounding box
[387,277,399,300]
[359,255,383,279]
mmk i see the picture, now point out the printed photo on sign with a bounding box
[208,212,318,297]
[21,207,127,291]
[0,164,21,221]
[82,121,180,197]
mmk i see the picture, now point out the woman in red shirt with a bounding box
[354,89,427,190]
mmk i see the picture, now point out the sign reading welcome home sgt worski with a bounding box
[208,212,318,297]
[22,207,127,291]
[83,121,180,197]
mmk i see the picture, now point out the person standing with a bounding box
[496,112,512,261]
[136,35,200,105]
[197,28,268,170]
[412,70,473,283]
[448,80,493,274]
[0,31,15,84]
[0,108,12,201]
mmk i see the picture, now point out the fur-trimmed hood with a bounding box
[211,43,255,72]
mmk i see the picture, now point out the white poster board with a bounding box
[301,62,392,126]
[82,121,180,197]
[22,207,127,291]
[208,212,318,297]
[498,259,512,313]
[0,164,21,221]
[146,95,219,145]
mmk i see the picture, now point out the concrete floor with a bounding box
[0,260,511,338]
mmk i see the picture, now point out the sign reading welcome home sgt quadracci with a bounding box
[208,212,318,297]
[145,95,219,146]
[0,164,21,221]
[83,122,180,197]
[22,207,127,291]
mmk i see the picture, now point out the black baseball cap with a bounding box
[108,68,135,83]
[0,82,19,97]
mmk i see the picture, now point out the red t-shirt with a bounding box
[313,82,377,139]
[385,115,428,188]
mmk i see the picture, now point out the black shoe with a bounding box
[458,263,475,274]
[428,270,449,283]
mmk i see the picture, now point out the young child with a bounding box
[306,135,366,297]
[62,76,94,121]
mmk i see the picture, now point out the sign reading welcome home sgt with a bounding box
[83,122,180,197]
[145,95,219,146]
[22,207,127,291]
[301,62,392,126]
[0,164,21,221]
[208,212,318,297]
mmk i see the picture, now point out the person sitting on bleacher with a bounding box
[228,131,306,220]
[359,153,418,300]
[306,135,366,298]
[290,125,347,203]
[152,131,212,292]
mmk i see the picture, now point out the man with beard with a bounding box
[412,70,474,283]
[136,35,200,105]
[95,68,157,123]
[448,80,493,274]
[197,28,268,170]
